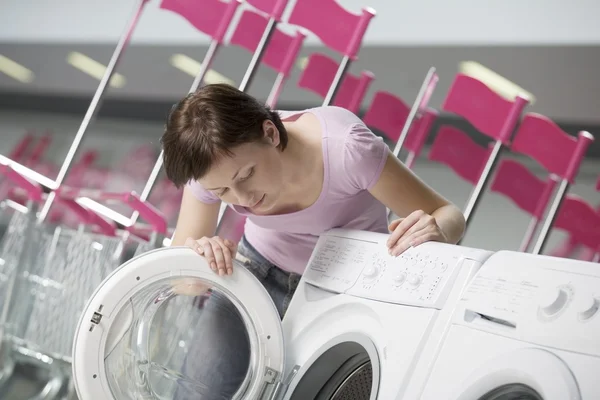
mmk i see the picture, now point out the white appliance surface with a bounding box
[418,250,600,400]
[71,228,494,400]
[279,229,493,400]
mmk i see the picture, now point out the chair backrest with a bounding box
[510,113,595,183]
[490,159,558,220]
[297,53,374,113]
[553,195,600,253]
[362,91,438,165]
[287,0,375,59]
[443,73,529,144]
[429,74,530,177]
[229,9,305,77]
[489,115,594,246]
[160,0,241,43]
[429,126,494,185]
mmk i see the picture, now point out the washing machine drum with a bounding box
[72,247,285,400]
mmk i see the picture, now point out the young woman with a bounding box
[162,83,466,398]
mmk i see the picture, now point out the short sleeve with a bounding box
[186,180,221,204]
[342,123,389,190]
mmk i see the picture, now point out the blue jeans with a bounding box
[175,236,301,400]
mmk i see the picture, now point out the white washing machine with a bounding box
[71,228,492,399]
[417,250,600,400]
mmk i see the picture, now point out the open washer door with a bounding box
[72,246,284,400]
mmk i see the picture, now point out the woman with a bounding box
[162,83,465,398]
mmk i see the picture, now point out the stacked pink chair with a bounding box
[362,70,439,168]
[297,53,375,113]
[488,114,594,254]
[427,73,530,238]
[551,194,600,262]
[550,173,600,261]
[161,0,242,89]
[286,0,376,105]
[228,5,306,106]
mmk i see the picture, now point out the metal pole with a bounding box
[457,140,505,246]
[37,0,148,223]
[531,179,570,255]
[131,39,222,226]
[518,217,539,252]
[322,55,352,106]
[392,67,437,158]
[238,17,278,92]
[189,40,221,93]
[266,73,285,108]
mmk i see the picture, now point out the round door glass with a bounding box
[478,383,543,400]
[104,276,253,400]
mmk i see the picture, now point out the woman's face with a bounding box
[198,121,284,213]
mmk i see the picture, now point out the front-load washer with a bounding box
[418,250,600,400]
[71,228,492,400]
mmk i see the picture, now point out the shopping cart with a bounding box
[0,165,170,399]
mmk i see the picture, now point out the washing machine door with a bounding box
[454,348,580,400]
[72,246,284,400]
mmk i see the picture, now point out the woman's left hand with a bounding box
[386,209,448,256]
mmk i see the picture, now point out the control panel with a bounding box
[457,250,600,355]
[303,229,491,309]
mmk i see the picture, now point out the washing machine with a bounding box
[71,228,492,399]
[417,250,600,400]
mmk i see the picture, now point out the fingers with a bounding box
[386,210,426,249]
[185,237,204,255]
[185,236,237,277]
[213,237,234,276]
[389,224,435,256]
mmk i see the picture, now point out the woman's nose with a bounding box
[234,189,254,207]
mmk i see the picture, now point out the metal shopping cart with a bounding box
[0,165,170,399]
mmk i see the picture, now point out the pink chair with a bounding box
[233,0,293,92]
[428,73,530,234]
[286,0,375,105]
[552,195,600,262]
[362,69,439,168]
[363,92,437,169]
[228,7,306,107]
[489,114,594,253]
[160,0,242,91]
[297,53,375,113]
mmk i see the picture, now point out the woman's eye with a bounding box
[218,188,229,196]
[240,168,254,181]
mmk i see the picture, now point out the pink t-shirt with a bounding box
[188,106,390,274]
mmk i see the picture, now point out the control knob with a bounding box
[362,266,379,279]
[393,272,407,287]
[578,297,600,321]
[538,286,571,318]
[408,275,423,287]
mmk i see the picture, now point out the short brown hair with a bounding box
[161,83,288,188]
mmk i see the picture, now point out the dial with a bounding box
[393,272,407,286]
[408,275,423,287]
[538,286,571,318]
[362,266,379,279]
[578,297,600,321]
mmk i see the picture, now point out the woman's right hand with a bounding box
[185,236,238,276]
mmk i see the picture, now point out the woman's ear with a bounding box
[263,120,280,147]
